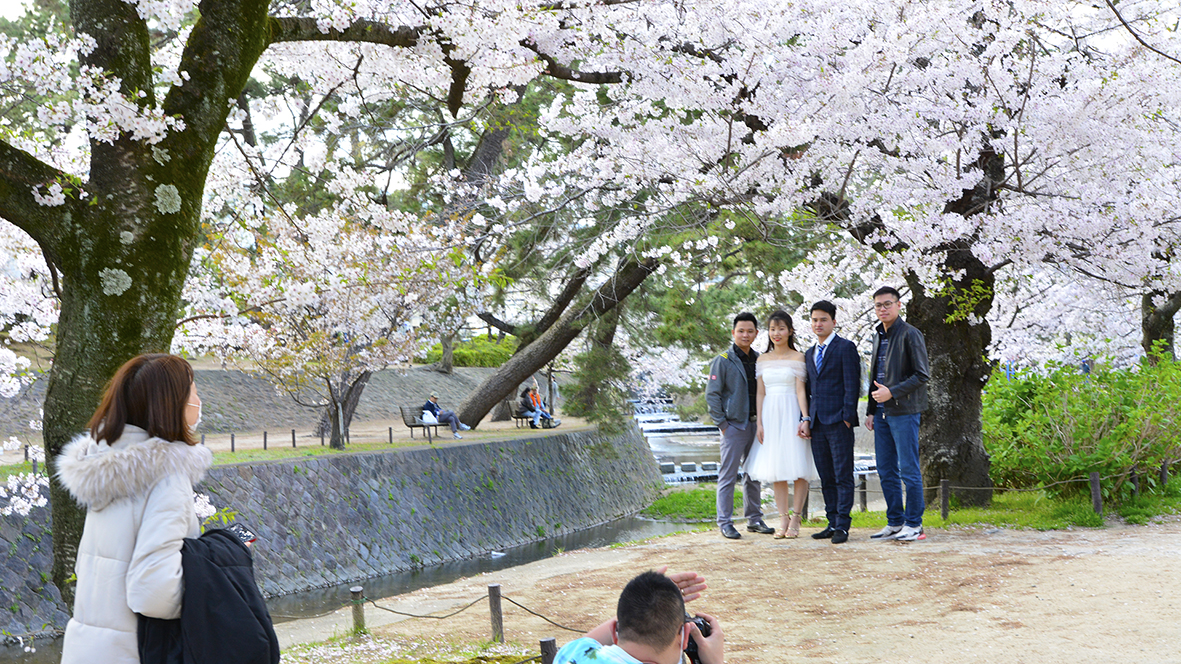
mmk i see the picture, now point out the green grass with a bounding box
[644,484,1147,530]
[644,484,740,521]
[0,461,39,482]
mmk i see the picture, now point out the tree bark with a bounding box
[1141,290,1181,362]
[434,332,455,374]
[903,255,994,507]
[456,257,656,427]
[317,370,371,446]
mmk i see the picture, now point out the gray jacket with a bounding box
[705,345,757,427]
[866,317,930,416]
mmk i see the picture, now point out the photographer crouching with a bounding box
[554,569,724,664]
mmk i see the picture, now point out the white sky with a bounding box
[0,0,27,20]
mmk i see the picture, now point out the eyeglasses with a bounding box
[872,300,898,310]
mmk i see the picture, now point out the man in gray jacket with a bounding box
[865,286,931,542]
[705,312,775,539]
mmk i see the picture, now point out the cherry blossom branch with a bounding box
[518,41,624,84]
[1103,0,1181,66]
[0,140,71,255]
[267,17,424,48]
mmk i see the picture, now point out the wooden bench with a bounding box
[399,405,439,442]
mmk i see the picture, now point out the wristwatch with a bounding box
[800,416,812,422]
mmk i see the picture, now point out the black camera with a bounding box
[683,614,711,664]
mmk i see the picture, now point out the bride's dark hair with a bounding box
[765,310,797,351]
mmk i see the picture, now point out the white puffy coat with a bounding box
[55,425,212,664]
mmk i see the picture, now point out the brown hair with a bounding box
[88,354,198,446]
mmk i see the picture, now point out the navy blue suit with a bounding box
[804,335,861,532]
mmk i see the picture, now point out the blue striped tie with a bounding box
[815,344,825,373]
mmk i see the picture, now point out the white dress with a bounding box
[746,358,818,483]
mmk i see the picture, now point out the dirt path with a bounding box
[316,520,1181,663]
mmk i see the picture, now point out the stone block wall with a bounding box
[200,426,663,596]
[0,506,69,641]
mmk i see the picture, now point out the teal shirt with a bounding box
[554,638,642,664]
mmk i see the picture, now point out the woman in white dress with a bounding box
[748,310,817,538]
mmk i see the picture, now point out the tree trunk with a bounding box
[434,332,455,374]
[1141,290,1181,363]
[903,251,994,507]
[456,257,656,427]
[317,370,372,444]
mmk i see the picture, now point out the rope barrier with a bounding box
[366,593,489,620]
[502,596,585,633]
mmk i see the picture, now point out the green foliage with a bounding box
[983,355,1181,503]
[934,277,992,323]
[563,339,631,433]
[201,507,239,532]
[418,335,518,367]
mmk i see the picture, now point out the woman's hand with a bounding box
[797,420,811,439]
[756,422,765,444]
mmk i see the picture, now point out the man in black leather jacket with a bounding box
[864,287,930,542]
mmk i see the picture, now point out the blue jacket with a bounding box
[804,334,861,427]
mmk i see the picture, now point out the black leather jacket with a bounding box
[866,318,930,417]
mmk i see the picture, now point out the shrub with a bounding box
[983,354,1181,502]
[419,336,518,367]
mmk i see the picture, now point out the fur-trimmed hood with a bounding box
[56,425,212,511]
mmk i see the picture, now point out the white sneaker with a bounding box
[870,525,903,539]
[459,423,470,431]
[895,525,924,541]
[453,433,462,439]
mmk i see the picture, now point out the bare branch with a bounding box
[1102,0,1181,66]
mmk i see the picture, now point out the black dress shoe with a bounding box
[811,526,835,540]
[746,520,775,535]
[720,524,742,539]
[831,529,849,544]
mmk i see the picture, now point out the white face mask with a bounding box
[188,401,202,431]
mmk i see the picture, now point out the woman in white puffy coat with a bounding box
[56,353,212,664]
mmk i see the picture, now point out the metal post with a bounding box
[1162,460,1170,488]
[540,637,558,664]
[488,584,504,642]
[1090,472,1103,516]
[201,433,205,446]
[321,431,325,446]
[23,445,28,461]
[292,429,296,448]
[801,492,809,522]
[31,459,37,475]
[231,433,235,452]
[263,431,267,450]
[350,586,366,633]
[389,427,393,444]
[940,479,950,521]
[1132,470,1140,497]
[859,476,868,512]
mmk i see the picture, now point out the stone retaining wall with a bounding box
[200,426,663,596]
[0,426,661,638]
[0,506,68,642]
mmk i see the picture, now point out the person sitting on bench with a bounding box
[423,391,469,439]
[520,386,558,429]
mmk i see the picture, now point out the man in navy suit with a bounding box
[800,301,862,544]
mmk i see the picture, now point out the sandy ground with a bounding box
[278,519,1181,663]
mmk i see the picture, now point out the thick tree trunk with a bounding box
[903,253,994,507]
[456,257,656,427]
[1141,290,1181,362]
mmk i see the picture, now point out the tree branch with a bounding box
[1103,0,1181,66]
[533,265,592,338]
[0,139,71,257]
[268,17,424,48]
[477,311,517,336]
[520,40,624,84]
